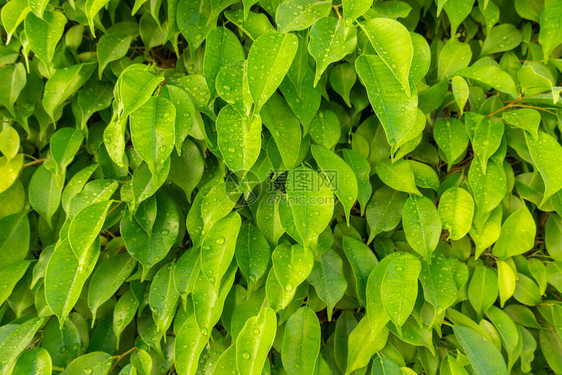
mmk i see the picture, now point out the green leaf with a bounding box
[342,236,378,305]
[539,0,562,60]
[149,262,179,334]
[420,252,459,316]
[169,138,204,201]
[342,0,372,22]
[12,347,52,375]
[0,63,26,117]
[121,193,180,277]
[342,149,371,215]
[308,17,357,86]
[309,109,341,150]
[261,93,302,169]
[272,243,314,293]
[276,0,332,33]
[176,0,214,55]
[329,63,356,107]
[360,18,413,94]
[174,315,208,375]
[47,128,85,174]
[346,317,389,374]
[0,212,30,270]
[43,63,96,122]
[433,118,468,168]
[453,325,507,375]
[29,164,65,227]
[472,117,504,174]
[88,252,136,321]
[247,32,298,111]
[380,252,421,329]
[97,33,134,79]
[0,260,31,305]
[485,305,520,371]
[61,352,113,375]
[24,10,67,70]
[1,0,30,43]
[281,306,321,375]
[402,195,442,262]
[160,84,197,154]
[467,263,498,319]
[0,155,23,195]
[45,237,100,325]
[438,38,472,81]
[307,248,347,320]
[443,0,475,34]
[366,186,407,243]
[236,306,277,375]
[84,0,111,35]
[513,273,542,306]
[311,145,358,224]
[216,105,262,172]
[452,75,469,115]
[285,167,335,246]
[0,318,45,374]
[115,64,164,118]
[468,159,506,218]
[492,204,536,259]
[497,260,516,307]
[69,201,112,258]
[438,187,474,240]
[372,357,402,375]
[374,159,420,195]
[356,54,417,150]
[113,288,138,345]
[235,223,272,289]
[525,130,562,204]
[481,24,523,56]
[256,191,285,246]
[457,65,518,98]
[280,67,321,129]
[216,61,251,116]
[204,27,245,96]
[130,96,176,176]
[409,32,431,83]
[201,212,241,288]
[501,108,540,140]
[200,182,239,233]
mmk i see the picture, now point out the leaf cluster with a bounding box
[0,0,562,374]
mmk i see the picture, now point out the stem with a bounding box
[110,347,137,373]
[333,4,342,19]
[107,201,124,217]
[487,90,552,117]
[23,158,46,168]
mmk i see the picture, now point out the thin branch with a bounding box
[110,347,137,373]
[23,158,46,168]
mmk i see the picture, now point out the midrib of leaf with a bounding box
[364,58,395,144]
[259,37,287,109]
[151,99,158,171]
[413,199,430,256]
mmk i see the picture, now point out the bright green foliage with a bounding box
[0,0,561,373]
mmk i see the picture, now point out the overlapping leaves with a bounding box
[0,0,562,374]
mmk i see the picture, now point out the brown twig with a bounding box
[110,347,137,373]
[487,90,552,117]
[23,158,46,168]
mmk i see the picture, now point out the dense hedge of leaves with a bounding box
[1,0,562,373]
